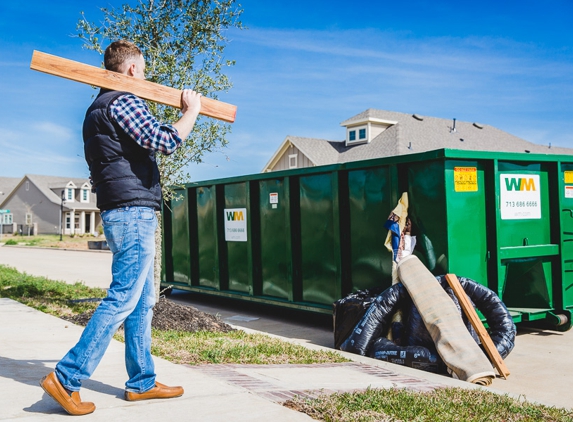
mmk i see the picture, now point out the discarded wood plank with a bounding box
[445,273,510,379]
[30,50,236,123]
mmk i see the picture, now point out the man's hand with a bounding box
[181,89,202,116]
[173,89,202,140]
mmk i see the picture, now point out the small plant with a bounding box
[4,239,18,245]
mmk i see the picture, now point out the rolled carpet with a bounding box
[397,255,495,385]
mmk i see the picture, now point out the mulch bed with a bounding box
[63,298,234,333]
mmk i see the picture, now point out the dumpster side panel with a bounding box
[560,163,573,309]
[347,166,394,291]
[444,160,488,286]
[496,162,554,309]
[406,160,449,275]
[224,182,251,294]
[299,173,339,305]
[259,178,292,300]
[196,186,219,289]
[170,189,191,285]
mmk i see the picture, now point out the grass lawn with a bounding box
[285,387,573,422]
[2,264,572,421]
[2,234,100,249]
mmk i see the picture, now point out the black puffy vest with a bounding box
[83,89,162,211]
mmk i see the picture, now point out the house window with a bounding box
[25,181,29,191]
[289,154,298,169]
[359,128,367,140]
[65,213,71,229]
[81,189,89,203]
[349,130,356,142]
[67,188,74,202]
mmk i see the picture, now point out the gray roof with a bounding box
[288,109,573,166]
[25,174,92,206]
[285,136,342,166]
[2,174,98,211]
[0,177,20,206]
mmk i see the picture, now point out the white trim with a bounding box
[261,137,319,172]
[261,138,292,172]
[288,154,298,169]
[80,188,89,203]
[346,125,368,145]
[66,187,75,202]
[341,117,398,127]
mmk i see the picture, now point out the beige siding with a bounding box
[272,145,313,171]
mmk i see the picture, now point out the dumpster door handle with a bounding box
[563,209,573,218]
[523,238,529,246]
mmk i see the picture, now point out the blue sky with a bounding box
[1,0,572,181]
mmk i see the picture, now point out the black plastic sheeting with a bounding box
[335,276,516,372]
[369,337,446,374]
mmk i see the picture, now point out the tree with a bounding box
[77,0,243,299]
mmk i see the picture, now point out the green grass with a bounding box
[2,234,98,248]
[147,329,348,365]
[285,387,573,422]
[0,264,106,316]
[0,264,347,366]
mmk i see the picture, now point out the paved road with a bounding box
[0,246,112,289]
[1,245,572,409]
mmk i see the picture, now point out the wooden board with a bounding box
[445,273,511,379]
[30,50,236,123]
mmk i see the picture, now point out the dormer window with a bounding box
[341,112,398,147]
[65,181,77,202]
[346,125,368,145]
[81,182,90,203]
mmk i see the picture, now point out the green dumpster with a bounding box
[161,148,573,329]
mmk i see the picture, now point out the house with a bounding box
[262,109,573,172]
[0,175,101,236]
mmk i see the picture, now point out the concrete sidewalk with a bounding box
[0,298,470,421]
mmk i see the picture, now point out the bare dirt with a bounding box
[63,298,234,333]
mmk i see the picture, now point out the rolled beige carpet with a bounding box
[397,255,495,385]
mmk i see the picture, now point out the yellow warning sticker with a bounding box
[454,167,478,192]
[565,171,573,184]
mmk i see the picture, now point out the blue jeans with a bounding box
[55,206,157,393]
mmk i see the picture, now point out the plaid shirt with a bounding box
[109,94,182,155]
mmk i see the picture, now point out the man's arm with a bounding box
[110,90,201,155]
[172,90,202,140]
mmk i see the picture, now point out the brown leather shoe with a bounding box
[124,381,184,401]
[39,372,95,416]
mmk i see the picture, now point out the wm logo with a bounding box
[505,177,536,191]
[226,211,244,221]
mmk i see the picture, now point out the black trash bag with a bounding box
[339,283,409,355]
[333,286,386,350]
[338,276,516,361]
[368,337,447,374]
[405,280,479,350]
[436,275,516,359]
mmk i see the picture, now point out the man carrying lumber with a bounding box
[40,40,202,416]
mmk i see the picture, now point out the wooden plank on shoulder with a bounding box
[30,50,236,123]
[445,273,510,379]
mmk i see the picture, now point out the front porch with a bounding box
[63,210,101,236]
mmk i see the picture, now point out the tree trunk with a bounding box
[154,210,162,303]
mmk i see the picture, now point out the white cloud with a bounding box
[32,121,76,142]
